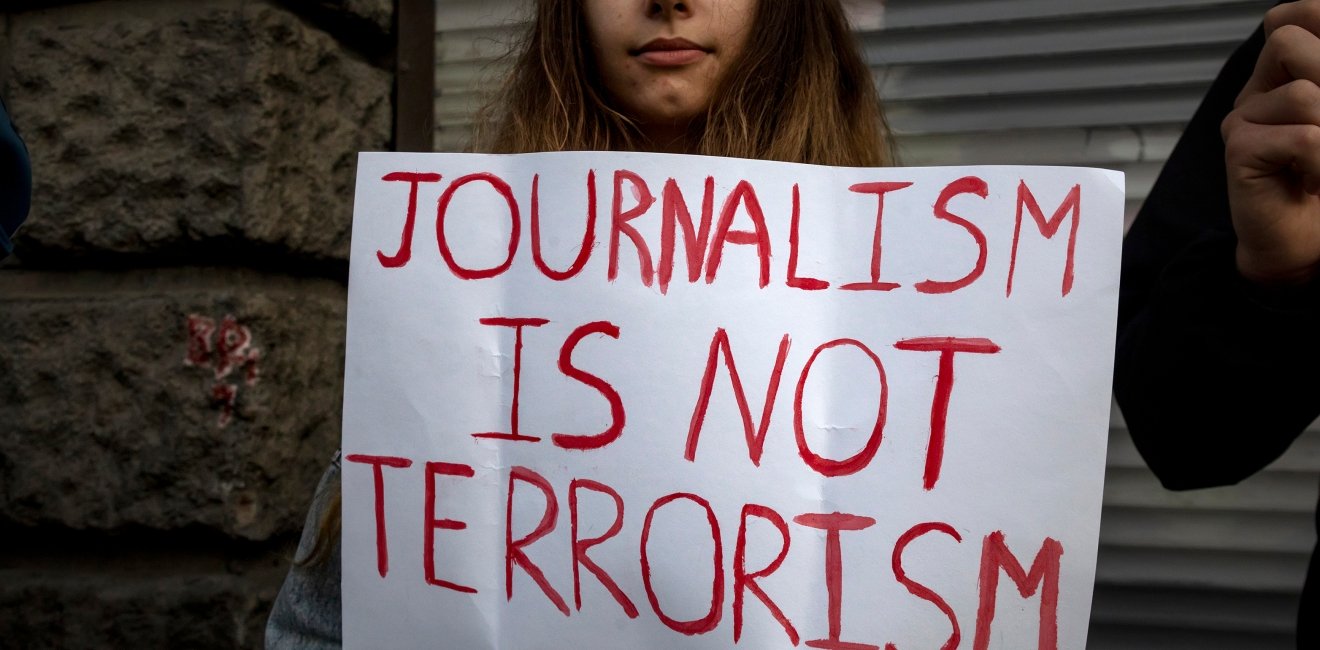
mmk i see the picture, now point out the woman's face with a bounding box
[583,0,757,149]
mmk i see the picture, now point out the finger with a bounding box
[1224,120,1320,193]
[1233,79,1320,126]
[1239,23,1320,101]
[1264,0,1320,38]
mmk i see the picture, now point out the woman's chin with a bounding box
[635,118,700,152]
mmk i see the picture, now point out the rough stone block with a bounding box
[6,0,392,263]
[0,270,346,540]
[0,560,285,650]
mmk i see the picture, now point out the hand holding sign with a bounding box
[342,152,1123,649]
[1223,0,1320,285]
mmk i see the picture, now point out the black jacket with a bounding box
[0,96,30,257]
[1114,19,1320,649]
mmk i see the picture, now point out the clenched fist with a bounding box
[1223,0,1320,285]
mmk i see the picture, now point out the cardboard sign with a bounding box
[341,152,1124,649]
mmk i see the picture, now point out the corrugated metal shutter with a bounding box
[1097,408,1318,648]
[435,1,527,152]
[877,0,1273,226]
[435,2,1318,647]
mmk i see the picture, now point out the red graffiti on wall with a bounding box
[184,314,261,427]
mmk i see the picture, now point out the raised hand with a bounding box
[1223,0,1320,285]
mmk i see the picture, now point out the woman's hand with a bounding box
[1223,0,1320,285]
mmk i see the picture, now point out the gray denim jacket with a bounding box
[266,454,343,649]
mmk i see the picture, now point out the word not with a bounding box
[347,457,1065,650]
[474,316,999,491]
[374,171,1082,297]
[184,314,260,427]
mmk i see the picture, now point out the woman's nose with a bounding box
[647,0,693,18]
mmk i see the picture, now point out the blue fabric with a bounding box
[0,96,32,256]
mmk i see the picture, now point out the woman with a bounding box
[265,1,893,647]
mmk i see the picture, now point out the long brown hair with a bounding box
[476,0,895,166]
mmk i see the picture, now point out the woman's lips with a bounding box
[633,38,708,66]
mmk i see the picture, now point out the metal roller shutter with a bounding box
[435,0,526,152]
[434,1,1317,646]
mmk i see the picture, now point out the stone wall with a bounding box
[0,1,393,647]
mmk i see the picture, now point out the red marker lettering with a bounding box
[841,181,911,291]
[685,329,791,466]
[794,339,888,477]
[610,170,656,286]
[706,180,772,288]
[506,467,570,616]
[1008,181,1082,297]
[734,504,798,645]
[640,493,724,635]
[793,513,879,650]
[658,177,715,293]
[436,173,520,280]
[893,337,1001,490]
[915,176,989,294]
[893,522,963,650]
[787,184,828,290]
[424,461,477,593]
[530,171,597,281]
[344,454,413,578]
[473,317,550,443]
[552,321,625,450]
[897,338,997,488]
[973,532,1064,650]
[570,478,638,617]
[377,172,442,268]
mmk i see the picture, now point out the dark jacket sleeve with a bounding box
[1114,20,1320,490]
[0,96,32,256]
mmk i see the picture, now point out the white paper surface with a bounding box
[341,152,1124,649]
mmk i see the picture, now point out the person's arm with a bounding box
[0,96,31,257]
[1115,4,1320,489]
[266,454,343,649]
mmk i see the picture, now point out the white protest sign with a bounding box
[341,152,1124,649]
